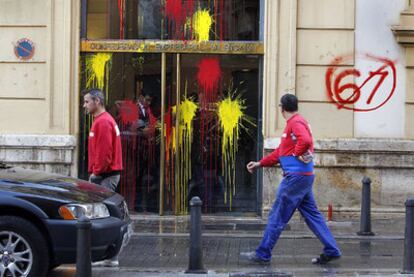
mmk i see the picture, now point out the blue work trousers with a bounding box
[256,174,341,261]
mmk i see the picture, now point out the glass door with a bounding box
[161,53,261,215]
[79,52,261,215]
[79,52,162,213]
[79,0,264,215]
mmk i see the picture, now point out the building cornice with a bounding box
[392,7,414,46]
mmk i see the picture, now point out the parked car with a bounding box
[0,162,132,277]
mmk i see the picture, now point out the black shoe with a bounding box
[240,251,270,265]
[312,254,341,265]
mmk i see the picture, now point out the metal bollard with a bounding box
[402,197,414,274]
[185,196,207,274]
[357,177,375,236]
[76,216,92,277]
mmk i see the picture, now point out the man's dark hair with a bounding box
[280,93,298,112]
[83,88,105,106]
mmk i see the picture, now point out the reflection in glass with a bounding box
[80,53,162,213]
[86,0,260,41]
[79,53,261,215]
[161,54,260,214]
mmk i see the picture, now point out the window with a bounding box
[86,0,260,41]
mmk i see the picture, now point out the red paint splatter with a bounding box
[118,120,137,210]
[118,0,125,39]
[164,0,183,23]
[184,0,195,19]
[164,0,183,39]
[119,100,138,125]
[326,54,396,112]
[196,57,222,212]
[197,57,222,105]
[217,0,225,41]
[163,0,197,40]
[117,100,159,211]
[163,0,227,41]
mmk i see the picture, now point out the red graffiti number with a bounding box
[326,55,396,112]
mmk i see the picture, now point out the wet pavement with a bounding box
[131,214,405,238]
[116,236,405,274]
[49,216,411,276]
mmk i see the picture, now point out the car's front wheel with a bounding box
[0,216,49,277]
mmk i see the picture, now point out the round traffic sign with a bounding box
[14,38,35,60]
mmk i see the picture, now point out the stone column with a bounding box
[263,0,297,143]
[392,1,414,138]
[261,0,298,215]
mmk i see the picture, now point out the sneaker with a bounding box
[311,254,340,265]
[240,251,270,265]
[92,259,119,267]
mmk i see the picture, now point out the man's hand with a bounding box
[297,151,313,164]
[246,161,261,173]
[89,174,103,185]
[297,155,308,163]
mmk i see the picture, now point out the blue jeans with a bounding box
[256,174,341,261]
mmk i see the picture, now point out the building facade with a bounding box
[1,0,414,217]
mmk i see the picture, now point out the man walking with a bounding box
[240,94,341,265]
[83,88,123,266]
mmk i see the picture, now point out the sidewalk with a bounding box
[49,216,411,277]
[130,214,406,238]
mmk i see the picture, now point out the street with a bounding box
[49,217,411,277]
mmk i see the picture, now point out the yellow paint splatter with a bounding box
[85,53,112,103]
[218,97,243,150]
[137,42,145,53]
[192,9,213,42]
[217,95,252,210]
[180,98,198,137]
[165,99,198,214]
[175,97,198,214]
[82,53,112,161]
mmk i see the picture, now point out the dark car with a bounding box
[0,163,132,277]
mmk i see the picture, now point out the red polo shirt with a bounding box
[88,111,123,176]
[260,113,314,167]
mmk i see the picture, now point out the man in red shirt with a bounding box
[83,89,123,191]
[240,94,341,265]
[83,88,123,267]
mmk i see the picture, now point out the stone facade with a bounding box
[1,0,414,217]
[0,135,77,176]
[262,138,414,218]
[259,0,414,217]
[0,0,80,176]
[393,1,414,139]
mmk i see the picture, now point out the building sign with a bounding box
[81,40,264,55]
[14,38,35,60]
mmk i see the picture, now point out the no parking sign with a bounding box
[14,38,35,60]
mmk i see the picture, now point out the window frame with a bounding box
[79,0,265,215]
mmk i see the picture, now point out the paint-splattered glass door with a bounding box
[79,53,162,213]
[80,0,264,215]
[161,53,260,214]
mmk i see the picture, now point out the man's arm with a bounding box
[93,121,113,175]
[291,121,312,157]
[247,145,280,173]
[259,147,280,167]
